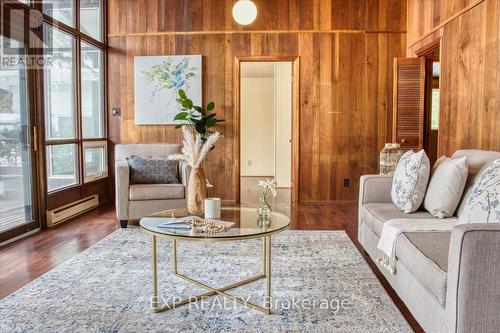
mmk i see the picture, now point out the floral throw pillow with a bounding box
[391,150,430,213]
[459,159,500,224]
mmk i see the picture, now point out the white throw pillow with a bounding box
[459,159,500,224]
[424,156,468,218]
[431,155,447,171]
[391,150,430,213]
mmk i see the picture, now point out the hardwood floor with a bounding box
[0,201,423,332]
[240,176,291,216]
[0,202,119,300]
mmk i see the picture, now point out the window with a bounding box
[83,141,107,183]
[43,0,75,27]
[0,0,106,240]
[431,89,439,130]
[431,62,440,130]
[0,35,34,233]
[43,25,76,140]
[40,0,106,193]
[46,144,78,192]
[80,0,103,41]
[81,41,104,138]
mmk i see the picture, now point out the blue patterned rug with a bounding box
[0,229,411,332]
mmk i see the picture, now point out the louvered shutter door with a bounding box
[392,58,426,150]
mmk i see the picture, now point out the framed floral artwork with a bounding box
[134,55,202,124]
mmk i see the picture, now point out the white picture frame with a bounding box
[134,55,202,125]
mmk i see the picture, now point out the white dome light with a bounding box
[232,0,257,26]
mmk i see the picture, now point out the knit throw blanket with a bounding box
[376,218,458,274]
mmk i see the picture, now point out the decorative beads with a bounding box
[184,216,231,234]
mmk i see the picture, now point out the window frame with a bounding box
[45,143,79,192]
[81,40,105,139]
[31,0,107,194]
[43,24,78,142]
[82,140,108,183]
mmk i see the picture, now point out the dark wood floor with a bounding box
[0,202,423,332]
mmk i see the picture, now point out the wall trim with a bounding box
[221,200,236,207]
[415,37,441,57]
[108,30,406,38]
[298,200,355,205]
[408,0,485,49]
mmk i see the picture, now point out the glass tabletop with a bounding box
[139,207,290,240]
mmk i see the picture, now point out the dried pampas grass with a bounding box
[168,126,220,168]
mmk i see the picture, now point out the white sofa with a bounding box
[358,149,500,333]
[115,144,190,227]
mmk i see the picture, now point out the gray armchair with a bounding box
[115,144,190,227]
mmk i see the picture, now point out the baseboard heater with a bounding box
[47,195,99,227]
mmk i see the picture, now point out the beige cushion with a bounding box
[360,203,434,237]
[391,150,430,213]
[115,144,181,161]
[424,156,468,218]
[396,231,451,305]
[129,184,185,201]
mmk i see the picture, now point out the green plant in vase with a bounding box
[173,89,225,141]
[170,89,225,215]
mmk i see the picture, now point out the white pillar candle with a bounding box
[204,198,221,219]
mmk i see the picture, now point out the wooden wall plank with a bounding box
[407,0,499,156]
[108,0,407,35]
[107,0,407,203]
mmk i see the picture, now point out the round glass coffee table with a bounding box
[140,207,290,314]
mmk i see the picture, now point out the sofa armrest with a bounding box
[359,174,393,206]
[115,160,130,220]
[445,223,500,333]
[179,163,191,199]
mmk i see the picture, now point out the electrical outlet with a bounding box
[248,160,252,166]
[112,107,121,116]
[343,178,349,187]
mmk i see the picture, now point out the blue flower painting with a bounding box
[134,55,202,124]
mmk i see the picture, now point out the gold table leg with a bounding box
[172,239,177,274]
[151,235,159,312]
[263,237,267,275]
[264,235,272,314]
[150,235,273,314]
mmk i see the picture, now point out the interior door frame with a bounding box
[416,38,441,161]
[234,56,300,205]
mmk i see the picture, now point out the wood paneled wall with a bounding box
[107,0,407,203]
[407,0,499,156]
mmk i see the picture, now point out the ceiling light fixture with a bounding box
[232,0,257,26]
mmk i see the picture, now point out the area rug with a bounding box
[0,229,412,332]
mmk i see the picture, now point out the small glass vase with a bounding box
[257,195,272,221]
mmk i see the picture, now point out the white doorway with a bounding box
[239,61,293,214]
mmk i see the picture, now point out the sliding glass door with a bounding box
[0,34,39,243]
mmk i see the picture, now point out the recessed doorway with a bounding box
[235,56,299,214]
[420,44,440,166]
